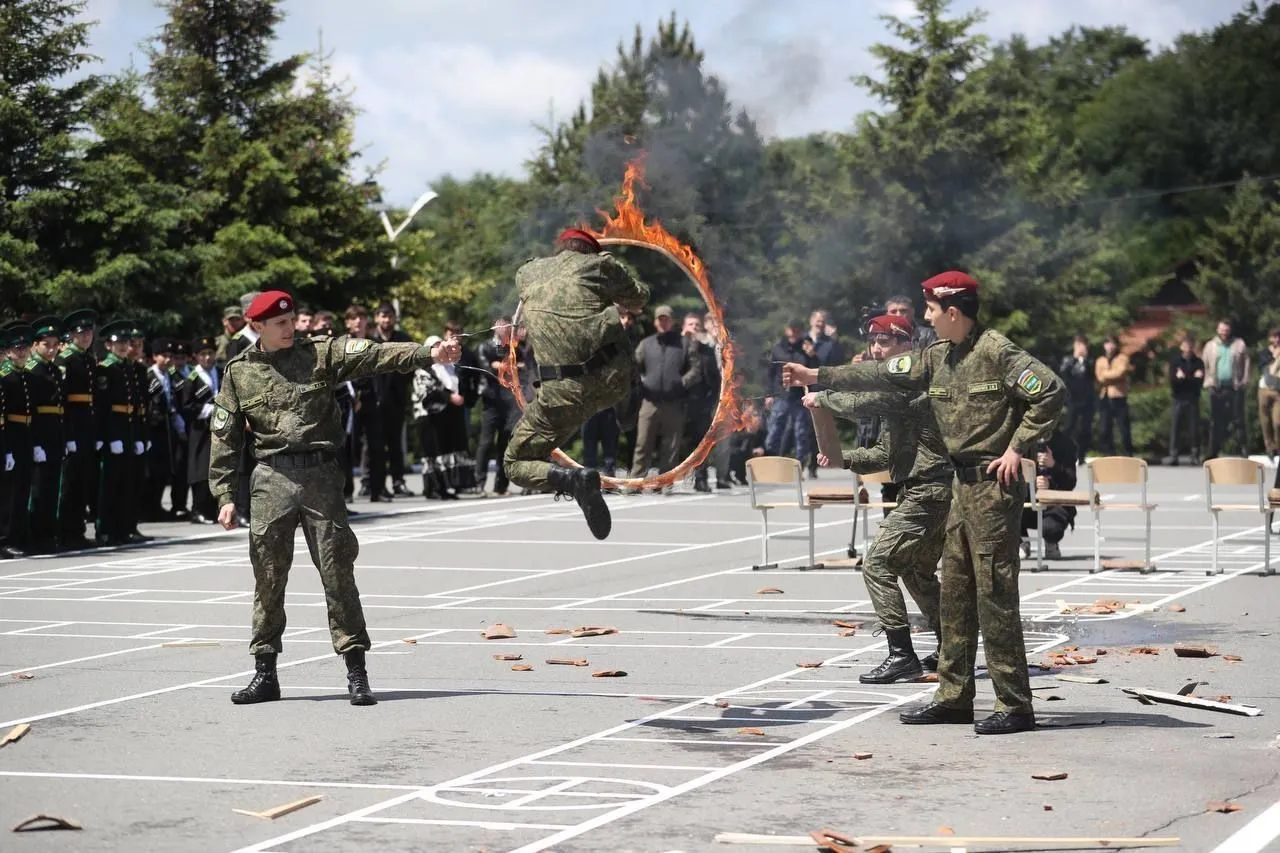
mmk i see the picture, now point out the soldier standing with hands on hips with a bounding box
[209,291,461,707]
[783,271,1065,735]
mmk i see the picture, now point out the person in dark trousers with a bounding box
[475,318,523,493]
[57,309,98,549]
[1058,335,1094,464]
[371,303,414,496]
[627,305,701,490]
[1020,430,1078,560]
[765,321,819,466]
[1167,336,1205,465]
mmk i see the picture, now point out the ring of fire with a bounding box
[498,154,753,491]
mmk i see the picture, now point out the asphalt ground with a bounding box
[0,464,1278,853]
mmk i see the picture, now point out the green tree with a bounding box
[0,0,99,312]
[1190,177,1280,340]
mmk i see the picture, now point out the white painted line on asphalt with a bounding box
[1208,797,1280,853]
[0,629,453,729]
[0,770,423,791]
[0,644,167,678]
[352,817,573,831]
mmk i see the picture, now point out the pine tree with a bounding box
[0,0,99,311]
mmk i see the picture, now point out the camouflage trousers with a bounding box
[934,477,1032,714]
[504,360,631,492]
[246,458,370,656]
[862,479,948,633]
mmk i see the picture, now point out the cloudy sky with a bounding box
[81,0,1240,205]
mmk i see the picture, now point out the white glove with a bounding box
[134,441,145,455]
[96,440,103,451]
[33,446,47,464]
[66,440,77,454]
[4,454,12,472]
[199,403,214,420]
[146,440,152,451]
[110,441,123,455]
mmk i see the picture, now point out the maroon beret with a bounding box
[922,270,979,298]
[555,228,601,252]
[245,290,295,322]
[867,314,914,339]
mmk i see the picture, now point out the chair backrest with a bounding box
[1021,457,1039,504]
[745,456,803,508]
[859,470,894,486]
[1203,457,1265,511]
[1086,456,1148,507]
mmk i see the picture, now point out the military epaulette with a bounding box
[100,353,120,367]
[23,355,39,370]
[57,345,79,360]
[0,362,11,377]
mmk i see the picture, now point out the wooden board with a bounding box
[232,795,323,820]
[714,831,1180,847]
[1121,688,1263,717]
[810,406,843,463]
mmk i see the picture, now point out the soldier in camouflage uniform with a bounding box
[785,271,1065,735]
[503,228,650,539]
[209,290,461,707]
[802,314,950,684]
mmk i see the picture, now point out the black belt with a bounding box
[262,450,336,470]
[953,463,1000,484]
[536,342,621,382]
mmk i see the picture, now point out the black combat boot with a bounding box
[547,466,611,540]
[231,653,281,705]
[899,702,974,725]
[921,627,941,672]
[859,626,924,684]
[974,709,1036,735]
[345,649,377,706]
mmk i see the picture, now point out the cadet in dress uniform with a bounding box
[58,309,98,549]
[1,324,36,554]
[181,336,221,523]
[125,323,152,540]
[25,316,68,553]
[0,325,23,558]
[94,321,145,546]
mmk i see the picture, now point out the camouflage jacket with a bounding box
[817,325,1065,465]
[209,335,436,507]
[816,389,950,484]
[516,250,649,367]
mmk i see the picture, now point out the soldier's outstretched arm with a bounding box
[809,351,930,394]
[816,388,912,420]
[599,253,650,311]
[326,335,457,384]
[1001,344,1067,455]
[208,380,246,511]
[844,434,890,475]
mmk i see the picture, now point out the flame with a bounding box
[501,153,750,491]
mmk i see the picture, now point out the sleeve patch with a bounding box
[1016,368,1044,395]
[344,338,371,355]
[886,354,913,375]
[212,406,231,434]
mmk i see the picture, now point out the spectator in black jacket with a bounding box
[372,303,415,496]
[627,305,701,491]
[764,321,819,466]
[1058,335,1095,464]
[475,317,525,494]
[1021,429,1079,560]
[1167,335,1205,465]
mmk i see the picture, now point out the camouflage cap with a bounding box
[223,305,244,320]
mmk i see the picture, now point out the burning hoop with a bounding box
[498,154,751,491]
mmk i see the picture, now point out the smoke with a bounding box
[716,0,826,138]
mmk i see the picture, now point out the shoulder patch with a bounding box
[1016,368,1044,396]
[344,338,371,355]
[212,405,231,433]
[886,354,913,375]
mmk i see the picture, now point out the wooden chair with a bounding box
[1021,458,1096,571]
[1203,457,1274,576]
[1085,457,1158,573]
[745,456,854,571]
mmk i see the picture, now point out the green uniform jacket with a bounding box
[516,250,649,367]
[817,325,1065,464]
[816,389,951,484]
[209,335,436,508]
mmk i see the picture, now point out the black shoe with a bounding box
[694,479,711,493]
[548,466,612,540]
[860,627,924,684]
[231,654,281,705]
[344,650,377,706]
[922,652,938,672]
[392,481,414,497]
[899,702,974,725]
[974,710,1035,735]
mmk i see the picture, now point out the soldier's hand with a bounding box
[817,453,833,468]
[781,363,818,388]
[431,334,462,365]
[987,447,1024,487]
[218,504,239,530]
[801,391,821,409]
